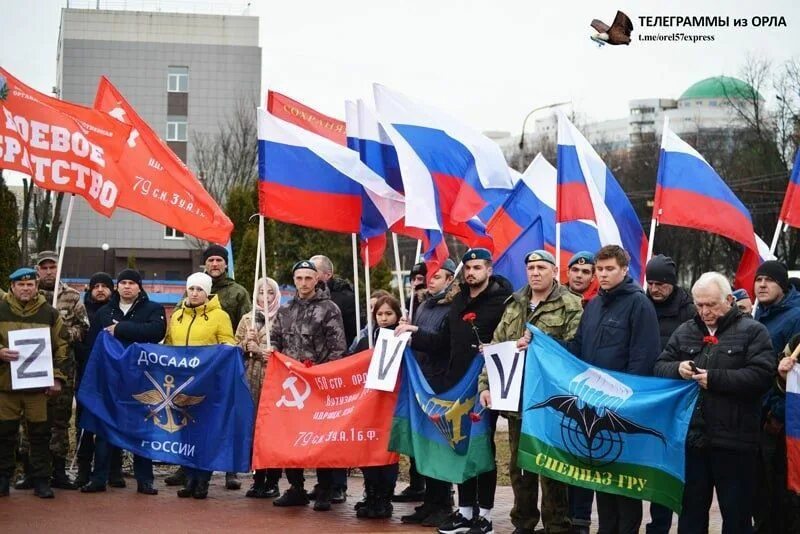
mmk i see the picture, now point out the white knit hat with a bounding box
[186,272,213,296]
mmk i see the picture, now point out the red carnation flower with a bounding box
[462,312,477,324]
[469,412,482,423]
[303,359,314,367]
[702,335,718,345]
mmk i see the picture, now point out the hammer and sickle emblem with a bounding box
[276,374,312,410]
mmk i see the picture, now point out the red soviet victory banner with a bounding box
[266,90,346,145]
[0,67,131,216]
[94,77,233,244]
[252,351,400,468]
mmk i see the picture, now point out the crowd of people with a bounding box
[1,241,799,534]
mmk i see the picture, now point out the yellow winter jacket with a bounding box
[164,295,236,347]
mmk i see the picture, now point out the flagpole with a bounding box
[52,194,75,307]
[392,232,407,314]
[365,242,373,348]
[407,239,423,321]
[258,216,271,348]
[555,222,562,274]
[352,233,362,335]
[646,218,657,265]
[769,219,784,255]
[251,217,262,340]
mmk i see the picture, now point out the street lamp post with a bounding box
[101,243,109,273]
[518,101,572,150]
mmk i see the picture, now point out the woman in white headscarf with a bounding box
[235,276,281,499]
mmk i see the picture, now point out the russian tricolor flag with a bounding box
[779,149,800,229]
[373,83,513,230]
[655,121,764,289]
[556,113,648,283]
[787,365,800,493]
[487,154,601,288]
[258,93,403,236]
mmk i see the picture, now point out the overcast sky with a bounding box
[1,0,798,136]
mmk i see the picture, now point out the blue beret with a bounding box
[524,250,556,265]
[568,251,595,267]
[10,267,37,282]
[462,248,492,263]
[292,260,317,273]
[732,289,750,301]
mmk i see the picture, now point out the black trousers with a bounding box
[409,457,425,490]
[646,502,674,534]
[597,492,642,534]
[424,476,453,509]
[678,447,756,534]
[456,410,497,509]
[285,467,334,490]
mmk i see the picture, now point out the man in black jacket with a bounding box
[397,248,512,534]
[80,269,166,495]
[654,271,775,533]
[399,259,457,526]
[566,245,660,534]
[73,272,118,488]
[643,255,695,533]
[312,255,357,347]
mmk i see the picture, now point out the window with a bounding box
[164,226,185,239]
[166,116,188,141]
[167,66,188,92]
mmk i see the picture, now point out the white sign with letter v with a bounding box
[365,328,410,391]
[8,327,54,390]
[482,341,524,411]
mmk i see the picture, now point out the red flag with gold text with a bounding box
[0,67,130,216]
[252,351,400,468]
[94,77,233,244]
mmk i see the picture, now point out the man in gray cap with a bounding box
[15,251,88,491]
[479,249,582,534]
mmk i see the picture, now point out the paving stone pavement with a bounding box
[0,473,723,533]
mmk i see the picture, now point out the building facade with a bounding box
[55,7,261,279]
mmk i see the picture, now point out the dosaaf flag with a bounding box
[519,326,699,513]
[94,77,233,244]
[252,351,399,468]
[77,332,255,472]
[0,67,130,216]
[390,349,495,484]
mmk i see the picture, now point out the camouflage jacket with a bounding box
[271,287,346,364]
[210,276,252,331]
[479,283,583,415]
[40,282,89,345]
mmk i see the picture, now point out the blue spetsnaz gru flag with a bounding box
[78,332,255,472]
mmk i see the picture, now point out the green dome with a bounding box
[679,76,761,101]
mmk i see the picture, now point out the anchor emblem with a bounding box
[133,372,206,433]
[276,374,312,410]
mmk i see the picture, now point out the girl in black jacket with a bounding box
[351,295,401,519]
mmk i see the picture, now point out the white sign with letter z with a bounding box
[8,328,54,390]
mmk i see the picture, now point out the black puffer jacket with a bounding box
[654,307,775,451]
[86,290,167,349]
[649,286,695,351]
[322,277,358,347]
[412,285,457,392]
[411,276,512,390]
[567,275,660,376]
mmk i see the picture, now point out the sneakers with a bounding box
[467,516,493,534]
[33,478,55,499]
[392,484,425,502]
[13,474,34,490]
[437,512,473,534]
[80,481,107,493]
[401,503,433,524]
[273,486,310,507]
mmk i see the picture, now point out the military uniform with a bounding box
[0,270,69,497]
[17,282,87,488]
[479,281,583,533]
